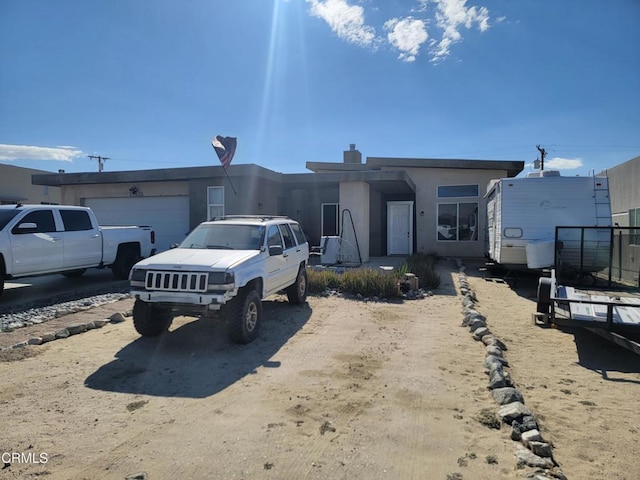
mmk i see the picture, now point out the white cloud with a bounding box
[384,17,428,63]
[306,0,376,47]
[0,144,82,162]
[545,157,583,170]
[429,0,491,62]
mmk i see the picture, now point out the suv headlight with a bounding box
[130,268,147,283]
[208,271,234,286]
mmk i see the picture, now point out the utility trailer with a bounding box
[485,171,611,271]
[535,271,640,355]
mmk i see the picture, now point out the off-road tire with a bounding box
[112,247,139,280]
[133,300,173,337]
[286,267,308,305]
[62,269,86,278]
[0,258,5,298]
[227,289,262,344]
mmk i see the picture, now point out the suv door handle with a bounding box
[91,234,100,238]
[51,237,61,242]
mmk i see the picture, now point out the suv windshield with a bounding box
[180,224,265,250]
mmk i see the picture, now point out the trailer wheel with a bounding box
[536,277,553,314]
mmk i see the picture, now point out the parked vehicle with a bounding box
[485,170,612,271]
[0,204,155,297]
[129,215,310,344]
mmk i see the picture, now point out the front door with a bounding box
[387,201,413,255]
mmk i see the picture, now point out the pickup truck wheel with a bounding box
[286,267,308,305]
[133,300,173,337]
[112,248,139,280]
[227,289,262,344]
[62,269,86,278]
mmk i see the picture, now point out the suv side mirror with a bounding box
[268,245,283,256]
[16,222,38,233]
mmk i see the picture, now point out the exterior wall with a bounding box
[389,167,511,258]
[339,182,370,262]
[287,185,339,246]
[60,181,189,208]
[0,164,61,204]
[606,155,640,226]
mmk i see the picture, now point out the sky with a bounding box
[1,0,639,178]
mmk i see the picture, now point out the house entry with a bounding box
[387,201,413,255]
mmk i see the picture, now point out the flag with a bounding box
[212,135,237,170]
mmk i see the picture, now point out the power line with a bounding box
[88,155,109,172]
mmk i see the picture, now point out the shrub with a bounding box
[340,268,400,298]
[306,268,341,293]
[403,253,441,289]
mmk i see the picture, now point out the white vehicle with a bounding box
[129,215,310,344]
[485,171,612,271]
[0,204,156,297]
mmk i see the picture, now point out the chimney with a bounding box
[343,143,362,164]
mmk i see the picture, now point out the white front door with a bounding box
[387,201,413,255]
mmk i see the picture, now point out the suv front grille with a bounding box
[145,271,209,293]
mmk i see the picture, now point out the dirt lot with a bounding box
[1,262,639,479]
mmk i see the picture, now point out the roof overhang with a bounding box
[284,170,415,194]
[366,157,525,177]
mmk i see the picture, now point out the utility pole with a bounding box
[88,155,109,172]
[535,145,546,171]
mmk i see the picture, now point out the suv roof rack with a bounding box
[212,215,291,221]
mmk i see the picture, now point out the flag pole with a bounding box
[223,167,237,195]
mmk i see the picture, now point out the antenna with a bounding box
[88,155,109,172]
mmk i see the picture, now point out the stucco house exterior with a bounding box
[0,164,61,205]
[32,146,524,258]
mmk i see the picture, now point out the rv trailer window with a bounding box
[504,228,523,238]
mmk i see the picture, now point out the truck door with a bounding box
[279,224,300,284]
[9,209,63,275]
[59,209,103,269]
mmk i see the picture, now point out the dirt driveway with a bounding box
[1,262,639,479]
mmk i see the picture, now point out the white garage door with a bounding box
[85,196,190,253]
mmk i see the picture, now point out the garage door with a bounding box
[85,196,190,253]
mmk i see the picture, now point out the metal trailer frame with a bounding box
[534,271,640,356]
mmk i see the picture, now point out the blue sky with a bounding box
[1,0,639,177]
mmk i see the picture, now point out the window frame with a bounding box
[321,203,340,237]
[436,184,479,199]
[207,186,225,220]
[60,209,93,232]
[436,202,479,242]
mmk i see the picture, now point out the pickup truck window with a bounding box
[181,224,264,250]
[12,210,57,234]
[60,210,93,231]
[279,224,295,250]
[0,210,20,231]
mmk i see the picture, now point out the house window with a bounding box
[207,186,224,220]
[630,208,640,245]
[437,184,479,198]
[321,203,339,237]
[437,203,479,241]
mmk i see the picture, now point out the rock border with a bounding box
[456,259,568,480]
[1,311,131,351]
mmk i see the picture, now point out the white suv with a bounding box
[129,216,309,343]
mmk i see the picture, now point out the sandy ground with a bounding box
[0,261,639,480]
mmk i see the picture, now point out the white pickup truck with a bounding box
[0,204,156,297]
[129,215,309,344]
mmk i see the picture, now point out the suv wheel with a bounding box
[227,289,262,344]
[133,300,173,337]
[286,267,308,305]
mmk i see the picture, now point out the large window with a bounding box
[437,203,479,241]
[207,186,224,220]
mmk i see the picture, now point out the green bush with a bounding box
[403,252,441,289]
[306,267,400,298]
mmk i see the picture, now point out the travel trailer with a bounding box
[485,170,612,271]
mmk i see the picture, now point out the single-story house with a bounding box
[0,164,61,205]
[32,146,524,258]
